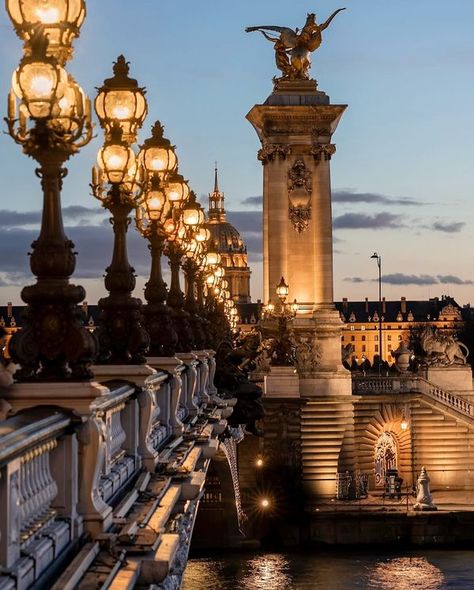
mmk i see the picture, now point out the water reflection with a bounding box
[183,551,467,590]
[368,557,445,590]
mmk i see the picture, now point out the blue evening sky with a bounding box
[0,1,474,305]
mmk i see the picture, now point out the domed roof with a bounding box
[205,166,247,255]
[206,221,247,254]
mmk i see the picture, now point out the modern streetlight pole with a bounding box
[371,252,383,375]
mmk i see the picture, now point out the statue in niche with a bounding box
[246,9,346,80]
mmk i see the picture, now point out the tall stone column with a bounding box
[248,80,354,498]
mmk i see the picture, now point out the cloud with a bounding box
[0,206,105,229]
[438,275,473,285]
[431,221,465,233]
[332,189,423,207]
[227,211,262,234]
[344,273,473,286]
[333,212,402,230]
[240,196,263,207]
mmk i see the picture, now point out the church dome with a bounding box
[204,166,251,303]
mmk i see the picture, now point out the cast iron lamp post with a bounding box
[91,56,150,363]
[5,19,96,380]
[371,252,383,374]
[135,122,178,356]
[263,277,298,366]
[164,187,196,353]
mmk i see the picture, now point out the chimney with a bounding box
[365,297,369,313]
[382,297,386,314]
[401,296,406,314]
[342,297,348,312]
[7,302,12,318]
[82,300,88,315]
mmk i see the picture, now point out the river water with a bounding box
[182,550,474,589]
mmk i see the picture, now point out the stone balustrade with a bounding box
[0,348,224,589]
[352,375,474,418]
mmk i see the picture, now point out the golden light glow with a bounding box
[401,419,409,431]
[36,6,60,23]
[260,498,270,508]
[256,458,264,467]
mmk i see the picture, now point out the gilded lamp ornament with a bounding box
[262,277,298,366]
[5,24,95,380]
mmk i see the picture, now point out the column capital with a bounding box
[257,143,291,165]
[311,143,337,162]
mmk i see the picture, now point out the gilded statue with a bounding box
[246,9,346,81]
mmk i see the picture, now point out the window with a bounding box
[362,345,366,353]
[350,326,355,331]
[362,335,366,341]
[387,335,392,341]
[387,326,392,330]
[398,335,402,341]
[375,345,379,352]
[388,344,392,350]
[351,336,355,342]
[375,335,379,342]
[341,336,345,342]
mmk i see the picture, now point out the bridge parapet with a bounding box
[0,350,241,589]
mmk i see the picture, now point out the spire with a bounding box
[214,161,219,193]
[208,163,226,222]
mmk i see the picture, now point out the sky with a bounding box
[1,0,474,307]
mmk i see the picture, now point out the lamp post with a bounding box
[92,57,149,364]
[135,122,178,357]
[371,252,383,375]
[5,14,96,380]
[263,277,298,366]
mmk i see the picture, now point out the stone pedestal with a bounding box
[264,366,299,398]
[425,366,474,395]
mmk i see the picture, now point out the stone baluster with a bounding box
[206,350,218,396]
[169,370,185,435]
[0,460,21,567]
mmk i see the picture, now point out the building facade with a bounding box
[336,296,466,366]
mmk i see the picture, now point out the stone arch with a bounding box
[191,446,243,549]
[356,403,413,490]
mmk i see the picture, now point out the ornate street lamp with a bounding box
[95,55,147,144]
[92,122,149,363]
[263,277,298,366]
[6,0,86,64]
[135,122,179,356]
[5,27,95,380]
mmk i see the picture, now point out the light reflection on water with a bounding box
[183,551,474,590]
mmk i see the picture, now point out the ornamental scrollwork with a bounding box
[258,143,291,164]
[288,159,312,193]
[311,143,336,162]
[289,206,311,233]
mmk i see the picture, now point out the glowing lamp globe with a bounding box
[97,126,136,185]
[139,121,177,178]
[165,171,189,204]
[276,276,289,301]
[6,0,86,63]
[95,55,147,144]
[12,33,67,119]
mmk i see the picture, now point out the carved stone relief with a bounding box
[287,159,312,233]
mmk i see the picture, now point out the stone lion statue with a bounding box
[419,326,469,367]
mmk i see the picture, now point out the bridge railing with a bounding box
[352,374,474,418]
[0,409,79,586]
